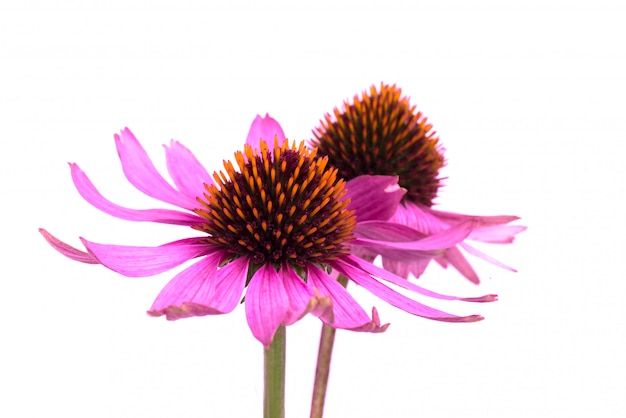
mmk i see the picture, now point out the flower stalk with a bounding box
[264,325,286,418]
[310,275,349,418]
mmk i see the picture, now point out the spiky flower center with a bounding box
[312,83,446,207]
[194,139,356,267]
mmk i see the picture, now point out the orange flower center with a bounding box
[195,139,356,267]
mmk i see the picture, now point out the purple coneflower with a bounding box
[40,116,493,346]
[311,83,526,284]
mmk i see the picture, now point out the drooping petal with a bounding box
[343,255,496,302]
[280,266,314,325]
[245,263,290,346]
[345,175,405,221]
[39,229,99,264]
[70,164,203,226]
[391,201,449,234]
[245,114,286,150]
[351,220,475,253]
[307,264,388,332]
[411,204,526,242]
[354,220,426,241]
[389,201,524,281]
[436,246,480,284]
[332,257,490,323]
[207,256,249,314]
[426,207,521,227]
[148,252,224,320]
[460,242,517,272]
[81,237,211,277]
[468,224,527,244]
[382,256,430,279]
[114,128,199,210]
[163,140,213,202]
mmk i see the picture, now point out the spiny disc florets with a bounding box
[194,139,356,267]
[312,83,446,207]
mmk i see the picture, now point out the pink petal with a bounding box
[460,242,517,272]
[427,207,521,227]
[437,246,480,284]
[148,252,224,320]
[39,229,99,264]
[207,256,249,314]
[364,307,389,333]
[391,201,449,234]
[114,128,199,210]
[354,220,426,241]
[245,114,286,150]
[81,237,211,277]
[404,203,526,244]
[390,201,524,281]
[468,224,527,244]
[280,266,314,325]
[245,263,290,346]
[307,264,387,332]
[71,164,203,226]
[345,175,405,221]
[163,140,213,202]
[351,220,475,253]
[381,256,430,279]
[333,259,485,322]
[344,255,495,302]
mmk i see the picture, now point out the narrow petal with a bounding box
[71,164,203,226]
[460,242,517,272]
[245,114,286,150]
[114,128,199,210]
[437,246,480,284]
[207,256,249,314]
[381,256,430,279]
[345,175,405,221]
[148,252,223,320]
[39,229,99,264]
[349,245,379,262]
[468,224,527,244]
[280,266,314,325]
[332,258,486,322]
[245,263,290,346]
[392,201,449,234]
[343,255,496,302]
[351,220,475,252]
[354,220,426,241]
[307,264,387,332]
[427,207,521,227]
[395,202,524,280]
[405,203,526,243]
[81,237,211,277]
[163,140,213,201]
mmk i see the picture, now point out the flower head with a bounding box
[312,83,525,283]
[313,83,445,207]
[195,140,355,267]
[41,115,495,346]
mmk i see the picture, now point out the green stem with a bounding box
[264,325,286,418]
[310,275,348,418]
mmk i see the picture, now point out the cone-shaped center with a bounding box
[312,83,446,207]
[195,139,356,267]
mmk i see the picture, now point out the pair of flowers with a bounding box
[41,84,524,346]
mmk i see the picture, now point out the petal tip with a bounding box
[461,294,498,303]
[148,302,222,321]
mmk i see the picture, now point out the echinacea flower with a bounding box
[40,117,495,346]
[311,83,526,284]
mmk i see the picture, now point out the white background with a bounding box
[2,1,625,417]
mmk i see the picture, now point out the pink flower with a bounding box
[41,115,494,346]
[311,83,526,283]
